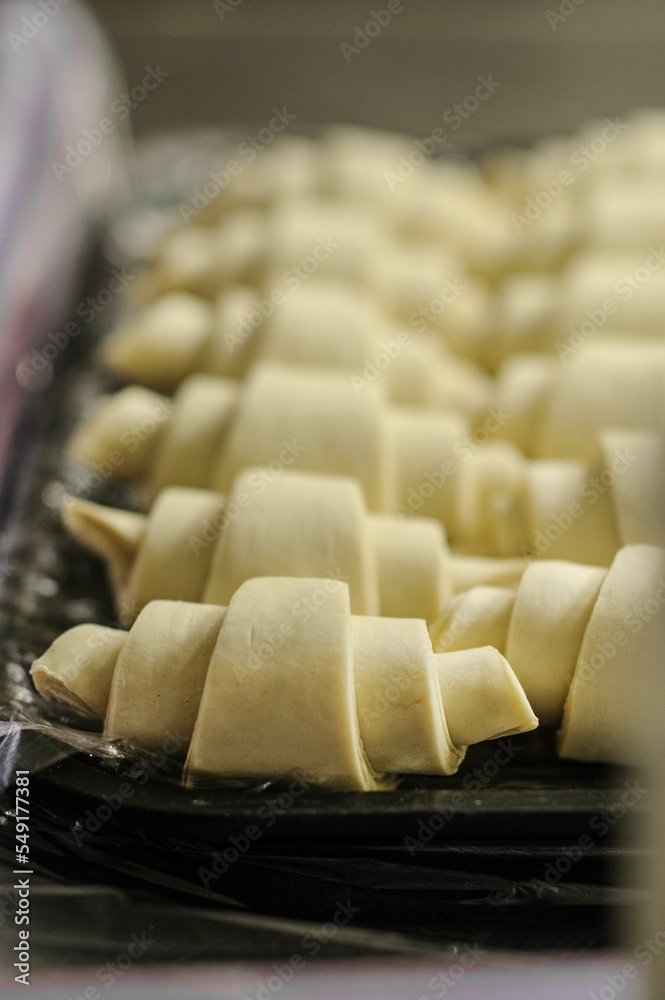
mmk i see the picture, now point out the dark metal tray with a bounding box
[0,222,645,952]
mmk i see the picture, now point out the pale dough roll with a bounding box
[435,647,538,746]
[148,212,263,299]
[146,226,218,300]
[100,293,213,392]
[494,354,558,456]
[185,578,386,791]
[203,468,379,615]
[31,624,127,718]
[68,386,170,481]
[495,276,559,359]
[582,172,665,245]
[429,586,515,655]
[318,125,415,204]
[454,442,527,556]
[106,601,226,753]
[205,209,265,288]
[61,496,145,593]
[127,488,226,621]
[387,161,513,274]
[101,276,492,414]
[204,139,319,219]
[449,554,527,592]
[62,473,466,625]
[427,353,492,419]
[31,585,539,784]
[386,337,443,408]
[370,244,461,321]
[351,615,463,775]
[559,545,665,765]
[216,363,388,509]
[387,337,491,418]
[388,408,468,533]
[600,429,665,548]
[369,514,451,623]
[148,375,238,499]
[265,199,381,286]
[505,561,606,726]
[200,285,264,379]
[538,340,665,462]
[260,279,385,372]
[524,460,620,565]
[560,251,665,334]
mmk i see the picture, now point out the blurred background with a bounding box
[1,2,664,997]
[89,0,665,144]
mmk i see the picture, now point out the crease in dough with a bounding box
[30,579,537,790]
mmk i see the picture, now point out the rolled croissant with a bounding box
[68,362,653,561]
[490,256,665,365]
[100,278,491,415]
[30,578,537,791]
[430,544,665,765]
[61,467,527,626]
[495,340,665,461]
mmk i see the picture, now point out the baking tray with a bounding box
[0,142,648,951]
[0,241,644,839]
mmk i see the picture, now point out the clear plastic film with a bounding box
[0,124,631,970]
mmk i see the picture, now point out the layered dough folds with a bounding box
[61,468,527,626]
[30,578,537,790]
[430,544,665,764]
[495,340,665,462]
[68,362,657,561]
[102,280,490,418]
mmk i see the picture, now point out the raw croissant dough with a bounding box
[68,362,657,561]
[30,577,537,790]
[430,544,665,765]
[61,467,527,625]
[132,114,665,361]
[101,279,490,416]
[495,340,665,461]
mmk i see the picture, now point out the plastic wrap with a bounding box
[0,117,640,966]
